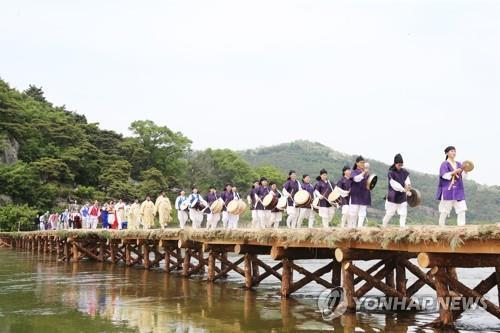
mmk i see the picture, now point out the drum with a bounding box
[277,196,288,210]
[210,199,223,214]
[407,188,422,208]
[294,190,312,208]
[179,200,190,211]
[227,200,240,214]
[366,174,378,190]
[193,199,207,211]
[262,193,278,210]
[462,160,474,172]
[327,187,342,207]
[235,200,247,215]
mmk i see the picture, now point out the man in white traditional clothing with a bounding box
[128,199,141,230]
[174,191,189,229]
[115,199,127,229]
[187,186,206,229]
[140,196,156,229]
[155,191,172,229]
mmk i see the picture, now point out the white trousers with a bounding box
[348,204,367,228]
[382,201,408,228]
[271,212,282,228]
[227,213,239,229]
[222,211,229,229]
[89,216,98,229]
[82,216,90,229]
[207,213,221,229]
[438,200,467,226]
[340,205,349,227]
[257,210,272,229]
[189,209,204,229]
[286,206,299,228]
[251,210,259,229]
[177,210,188,229]
[298,208,315,228]
[318,206,335,228]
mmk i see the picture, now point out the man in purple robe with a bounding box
[382,154,411,228]
[336,166,352,227]
[220,184,234,229]
[255,177,272,228]
[205,186,220,229]
[297,174,316,228]
[282,170,300,228]
[348,156,371,228]
[436,146,467,226]
[270,182,282,228]
[314,169,339,228]
[247,180,260,228]
[228,186,241,229]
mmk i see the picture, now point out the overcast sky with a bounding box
[1,1,499,185]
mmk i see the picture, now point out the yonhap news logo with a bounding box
[317,288,489,321]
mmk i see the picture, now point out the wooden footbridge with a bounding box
[1,225,500,329]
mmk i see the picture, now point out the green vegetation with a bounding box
[1,78,499,231]
[0,79,283,230]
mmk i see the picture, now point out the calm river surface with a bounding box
[0,249,498,332]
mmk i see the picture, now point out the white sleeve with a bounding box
[282,188,290,197]
[390,179,406,192]
[442,172,453,180]
[404,176,411,187]
[353,174,364,182]
[174,197,180,209]
[314,190,321,197]
[338,188,350,197]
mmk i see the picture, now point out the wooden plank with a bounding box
[447,271,500,319]
[271,246,334,260]
[418,252,500,268]
[433,267,454,327]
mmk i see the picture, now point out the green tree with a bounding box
[128,120,191,185]
[137,168,168,199]
[23,85,47,103]
[0,204,38,231]
[31,158,74,183]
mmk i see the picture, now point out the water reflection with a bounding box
[0,250,499,332]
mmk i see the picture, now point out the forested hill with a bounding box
[1,78,498,230]
[0,78,284,230]
[240,140,500,223]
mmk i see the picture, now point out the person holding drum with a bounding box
[314,169,338,228]
[255,177,272,228]
[187,186,206,229]
[174,190,189,229]
[221,184,234,229]
[436,146,468,226]
[247,180,260,229]
[283,170,301,228]
[205,186,221,230]
[348,156,372,228]
[336,166,352,228]
[382,154,411,228]
[269,181,283,228]
[297,174,316,228]
[227,186,241,229]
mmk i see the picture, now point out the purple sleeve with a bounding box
[283,180,291,192]
[439,162,451,178]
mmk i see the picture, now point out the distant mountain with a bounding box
[240,140,500,224]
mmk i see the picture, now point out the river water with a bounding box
[0,249,498,332]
